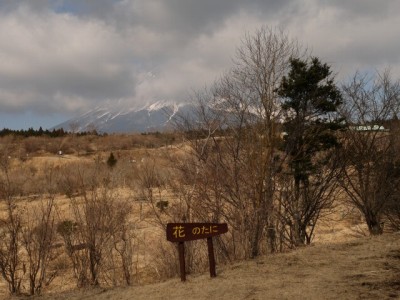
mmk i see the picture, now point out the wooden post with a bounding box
[166,223,228,281]
[178,242,186,282]
[207,237,216,277]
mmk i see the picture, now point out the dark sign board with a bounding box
[166,223,228,242]
[166,222,229,281]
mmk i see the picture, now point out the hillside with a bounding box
[1,136,400,299]
[29,233,400,300]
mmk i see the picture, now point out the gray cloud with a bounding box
[0,5,137,114]
[320,0,399,20]
[0,0,400,128]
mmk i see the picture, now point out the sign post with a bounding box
[207,237,216,277]
[166,223,228,282]
[178,242,186,282]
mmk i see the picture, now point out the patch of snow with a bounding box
[147,99,173,111]
[165,103,180,124]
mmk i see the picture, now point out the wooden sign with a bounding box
[166,222,228,282]
[166,223,228,242]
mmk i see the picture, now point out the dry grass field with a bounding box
[10,232,399,300]
[1,134,400,299]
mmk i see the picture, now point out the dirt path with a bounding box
[28,232,400,300]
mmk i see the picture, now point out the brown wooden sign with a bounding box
[166,222,228,282]
[166,223,228,242]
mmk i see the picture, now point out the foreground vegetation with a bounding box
[37,233,400,300]
[1,27,400,297]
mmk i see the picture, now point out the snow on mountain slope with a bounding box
[52,101,193,133]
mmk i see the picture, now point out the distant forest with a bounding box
[0,127,99,138]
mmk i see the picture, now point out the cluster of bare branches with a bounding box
[0,148,59,295]
[172,27,322,259]
[339,70,400,234]
[169,27,400,262]
[0,148,138,296]
[56,161,135,287]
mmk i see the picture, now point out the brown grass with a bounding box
[1,135,400,299]
[19,232,400,300]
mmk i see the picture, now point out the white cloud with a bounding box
[285,0,400,78]
[0,5,136,113]
[0,0,400,129]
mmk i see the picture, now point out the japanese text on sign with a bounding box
[172,225,186,238]
[167,223,228,242]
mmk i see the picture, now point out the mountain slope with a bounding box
[53,100,195,133]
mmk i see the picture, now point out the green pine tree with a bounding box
[278,56,343,183]
[277,56,343,245]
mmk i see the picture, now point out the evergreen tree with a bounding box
[277,56,343,245]
[278,56,343,183]
[107,152,117,168]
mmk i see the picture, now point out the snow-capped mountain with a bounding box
[53,100,195,133]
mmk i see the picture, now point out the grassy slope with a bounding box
[1,145,399,299]
[30,233,400,300]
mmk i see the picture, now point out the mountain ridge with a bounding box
[53,100,193,133]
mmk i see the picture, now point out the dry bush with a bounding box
[0,154,59,296]
[57,165,80,198]
[148,240,180,279]
[0,146,24,295]
[95,135,135,151]
[57,161,135,287]
[0,201,24,295]
[383,122,400,230]
[148,238,211,281]
[22,198,57,295]
[340,70,400,235]
[2,132,179,159]
[274,161,341,249]
[43,138,62,154]
[24,137,45,154]
[134,158,231,276]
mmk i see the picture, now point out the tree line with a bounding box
[0,127,100,138]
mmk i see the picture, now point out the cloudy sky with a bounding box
[1,0,400,130]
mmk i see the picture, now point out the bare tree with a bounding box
[0,201,24,295]
[0,152,62,296]
[112,224,134,285]
[0,147,24,295]
[175,27,301,258]
[275,154,341,247]
[22,197,57,295]
[382,120,400,229]
[340,70,400,235]
[59,161,133,287]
